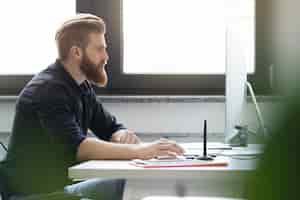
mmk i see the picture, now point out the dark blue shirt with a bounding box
[2,60,125,195]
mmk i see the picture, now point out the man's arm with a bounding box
[76,137,138,161]
[86,83,141,143]
[88,89,126,141]
[76,137,185,161]
[36,84,87,159]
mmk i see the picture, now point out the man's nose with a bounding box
[104,50,109,62]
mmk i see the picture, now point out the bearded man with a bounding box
[1,13,184,200]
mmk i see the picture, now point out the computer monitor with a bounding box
[225,25,248,143]
[226,80,268,144]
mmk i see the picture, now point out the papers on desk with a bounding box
[129,156,228,168]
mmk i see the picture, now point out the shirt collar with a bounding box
[54,59,87,96]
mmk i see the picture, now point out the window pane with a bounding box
[0,1,75,75]
[123,0,255,75]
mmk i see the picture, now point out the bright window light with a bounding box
[123,0,255,74]
[0,1,75,75]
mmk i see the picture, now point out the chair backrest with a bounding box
[0,171,81,200]
[0,177,81,200]
[0,163,10,200]
[0,154,81,200]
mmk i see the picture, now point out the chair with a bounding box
[0,140,82,200]
[0,187,81,200]
[0,167,81,200]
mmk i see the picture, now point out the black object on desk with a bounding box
[197,120,214,161]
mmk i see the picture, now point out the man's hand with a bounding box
[111,129,141,144]
[135,138,185,160]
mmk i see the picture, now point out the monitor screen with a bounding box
[225,25,248,143]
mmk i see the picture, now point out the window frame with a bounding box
[0,0,271,95]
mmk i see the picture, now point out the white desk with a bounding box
[69,144,260,200]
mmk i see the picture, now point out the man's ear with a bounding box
[70,46,83,60]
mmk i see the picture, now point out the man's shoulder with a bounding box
[18,63,71,104]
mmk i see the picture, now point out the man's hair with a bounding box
[55,13,106,60]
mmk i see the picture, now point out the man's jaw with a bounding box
[92,67,108,87]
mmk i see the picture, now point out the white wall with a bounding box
[0,98,224,134]
[0,100,14,133]
[105,101,225,134]
[0,96,278,136]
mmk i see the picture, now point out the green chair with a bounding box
[0,172,81,200]
[0,142,81,200]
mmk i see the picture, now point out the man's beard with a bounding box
[79,53,108,87]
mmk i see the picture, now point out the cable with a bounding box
[0,141,8,152]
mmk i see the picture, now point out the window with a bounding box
[0,1,75,75]
[123,0,254,75]
[90,0,265,95]
[0,1,75,94]
[0,0,271,95]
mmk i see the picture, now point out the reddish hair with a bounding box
[55,13,106,60]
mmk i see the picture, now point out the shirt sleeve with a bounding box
[89,92,126,141]
[35,84,86,156]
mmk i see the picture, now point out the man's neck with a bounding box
[61,59,86,85]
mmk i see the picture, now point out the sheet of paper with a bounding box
[130,156,229,168]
